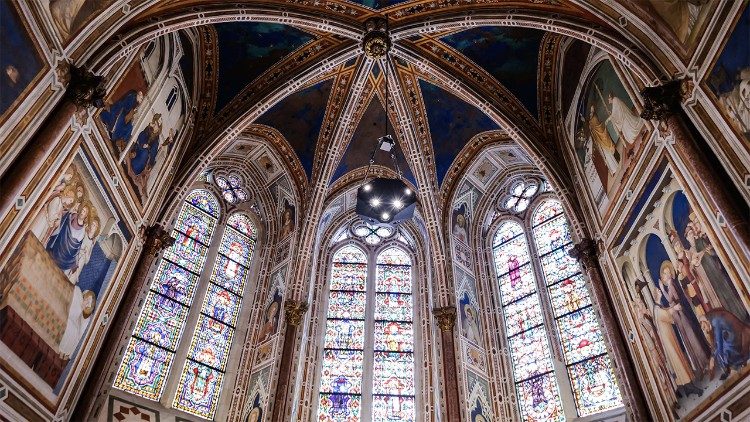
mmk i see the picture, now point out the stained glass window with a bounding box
[114,190,219,400]
[492,220,563,422]
[531,199,622,417]
[173,213,257,419]
[502,180,539,213]
[215,174,248,204]
[317,245,416,422]
[319,245,367,422]
[492,198,623,420]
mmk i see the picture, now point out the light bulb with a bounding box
[404,187,412,195]
[393,199,403,209]
[381,213,390,220]
[363,183,372,192]
[370,198,381,207]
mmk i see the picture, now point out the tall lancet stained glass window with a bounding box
[531,199,621,416]
[114,189,220,400]
[173,213,258,419]
[317,245,416,422]
[493,220,564,421]
[319,245,368,421]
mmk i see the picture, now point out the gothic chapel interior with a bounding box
[1,1,750,421]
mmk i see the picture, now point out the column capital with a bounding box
[284,300,309,326]
[640,78,693,121]
[140,225,174,257]
[65,64,107,109]
[569,238,598,269]
[433,306,457,332]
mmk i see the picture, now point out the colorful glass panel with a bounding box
[375,293,413,321]
[218,226,254,267]
[163,233,209,273]
[515,373,565,422]
[508,327,555,381]
[210,254,249,295]
[151,260,199,306]
[556,307,606,365]
[539,246,579,285]
[532,199,563,226]
[201,284,241,327]
[327,291,366,319]
[318,393,362,422]
[319,349,364,394]
[493,221,525,247]
[498,263,536,306]
[188,315,234,371]
[376,265,412,293]
[113,338,174,400]
[174,202,216,245]
[568,355,623,417]
[374,321,414,352]
[324,319,366,350]
[493,236,531,275]
[132,293,189,350]
[372,395,416,422]
[548,274,592,318]
[373,352,415,395]
[187,189,220,216]
[227,213,257,238]
[172,361,224,419]
[334,245,367,263]
[533,216,571,256]
[502,294,544,338]
[330,262,367,291]
[377,247,411,265]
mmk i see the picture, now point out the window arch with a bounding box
[317,243,416,422]
[492,198,622,420]
[114,190,258,420]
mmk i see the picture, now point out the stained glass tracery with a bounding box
[215,174,248,204]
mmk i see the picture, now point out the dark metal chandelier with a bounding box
[356,17,417,225]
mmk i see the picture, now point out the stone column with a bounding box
[569,239,649,421]
[0,65,106,217]
[72,225,174,420]
[433,306,462,422]
[641,79,750,263]
[271,300,308,422]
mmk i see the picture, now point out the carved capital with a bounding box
[65,65,107,109]
[433,306,457,332]
[640,79,691,121]
[284,300,309,326]
[569,238,598,269]
[140,225,174,257]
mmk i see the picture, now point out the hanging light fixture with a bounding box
[356,17,417,225]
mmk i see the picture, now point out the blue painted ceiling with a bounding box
[332,97,417,186]
[419,79,499,185]
[256,79,334,178]
[214,22,315,113]
[441,26,544,116]
[348,0,413,9]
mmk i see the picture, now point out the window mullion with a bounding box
[524,227,578,421]
[162,220,227,409]
[361,253,376,422]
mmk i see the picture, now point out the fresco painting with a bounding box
[645,0,710,46]
[97,37,189,203]
[46,0,115,42]
[452,203,469,245]
[279,200,295,239]
[244,366,271,422]
[0,1,44,120]
[0,150,130,393]
[459,292,482,347]
[618,173,750,417]
[258,288,282,342]
[706,6,750,144]
[573,59,647,215]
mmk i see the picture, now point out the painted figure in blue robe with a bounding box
[100,89,144,152]
[706,309,750,380]
[46,203,91,273]
[127,113,162,197]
